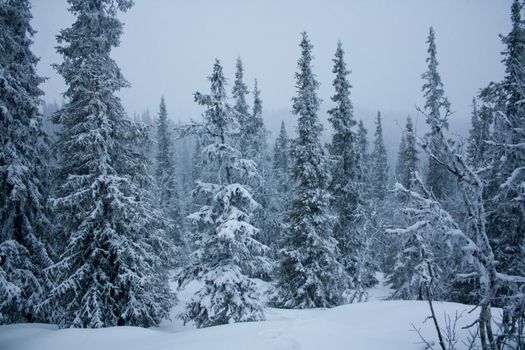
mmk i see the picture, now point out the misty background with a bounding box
[30,0,512,162]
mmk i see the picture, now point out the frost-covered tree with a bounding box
[371,111,389,201]
[46,0,173,328]
[273,32,345,309]
[155,96,182,245]
[273,120,290,193]
[232,57,250,149]
[357,120,370,185]
[326,41,371,294]
[420,26,453,200]
[467,98,490,169]
[178,59,267,328]
[0,0,53,324]
[481,2,525,341]
[245,80,276,262]
[395,116,418,191]
[387,174,455,301]
[484,0,525,281]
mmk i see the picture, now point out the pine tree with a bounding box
[0,0,53,324]
[179,59,267,328]
[326,41,369,293]
[395,116,418,190]
[155,97,182,245]
[46,0,173,328]
[371,111,389,201]
[420,27,453,200]
[273,32,345,308]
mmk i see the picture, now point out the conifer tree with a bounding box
[357,120,370,185]
[484,0,525,283]
[326,41,365,292]
[273,121,290,193]
[395,116,418,190]
[0,0,53,324]
[273,32,345,308]
[232,57,250,149]
[420,27,453,200]
[155,97,182,244]
[47,0,173,328]
[371,111,389,201]
[179,59,267,328]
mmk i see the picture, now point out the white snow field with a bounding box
[0,276,485,350]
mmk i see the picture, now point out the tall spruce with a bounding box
[420,27,453,200]
[357,120,370,186]
[371,111,389,201]
[47,0,173,328]
[179,59,267,328]
[154,97,182,244]
[273,32,345,308]
[467,98,490,168]
[485,0,525,283]
[0,0,53,324]
[395,116,418,190]
[326,41,363,291]
[273,121,290,193]
[232,57,250,150]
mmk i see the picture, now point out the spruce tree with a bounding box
[244,79,266,159]
[356,120,370,186]
[395,116,418,191]
[485,0,525,281]
[47,0,173,328]
[155,97,182,245]
[420,27,453,200]
[179,59,267,328]
[326,41,366,292]
[232,57,250,150]
[371,111,389,201]
[273,120,290,194]
[273,32,345,308]
[0,0,53,324]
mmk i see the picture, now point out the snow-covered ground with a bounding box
[0,275,484,350]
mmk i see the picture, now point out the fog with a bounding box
[30,0,512,159]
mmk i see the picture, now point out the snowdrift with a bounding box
[0,300,483,350]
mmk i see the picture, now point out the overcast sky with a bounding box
[30,0,512,139]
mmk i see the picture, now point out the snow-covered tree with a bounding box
[273,120,290,194]
[326,41,372,295]
[420,26,453,200]
[46,0,173,328]
[0,0,53,324]
[232,57,250,149]
[371,111,389,201]
[178,59,267,328]
[395,116,419,191]
[467,98,490,169]
[273,32,345,309]
[154,96,182,245]
[481,2,525,341]
[484,0,525,281]
[387,174,455,301]
[356,120,371,186]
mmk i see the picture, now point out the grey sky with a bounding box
[30,0,511,142]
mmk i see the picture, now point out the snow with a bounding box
[0,274,486,350]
